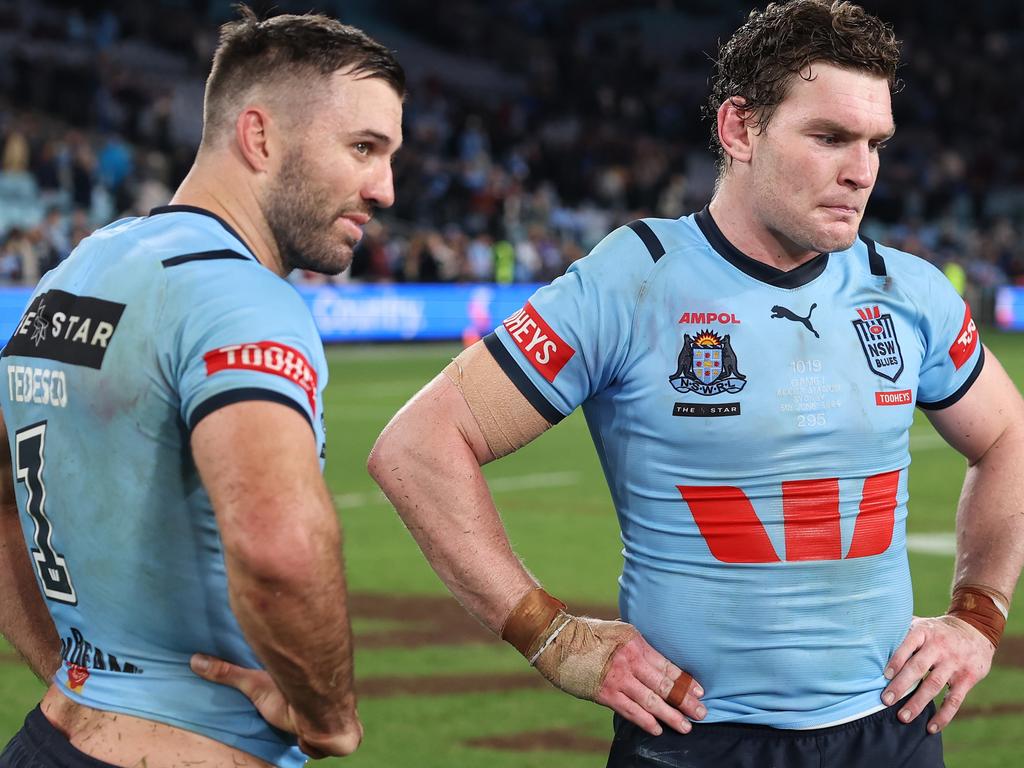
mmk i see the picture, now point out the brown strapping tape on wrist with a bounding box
[500,588,567,658]
[949,584,1008,649]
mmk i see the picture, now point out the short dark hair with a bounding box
[202,5,405,145]
[706,0,900,170]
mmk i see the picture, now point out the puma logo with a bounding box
[771,303,819,338]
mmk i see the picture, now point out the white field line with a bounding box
[906,532,956,556]
[333,471,582,509]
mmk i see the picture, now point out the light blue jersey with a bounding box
[0,206,327,767]
[486,207,982,729]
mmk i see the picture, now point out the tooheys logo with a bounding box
[502,302,575,382]
[949,305,978,370]
[2,290,125,369]
[204,342,318,412]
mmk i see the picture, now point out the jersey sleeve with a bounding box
[484,224,657,421]
[158,260,326,432]
[915,264,983,409]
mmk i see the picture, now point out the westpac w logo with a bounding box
[852,306,904,382]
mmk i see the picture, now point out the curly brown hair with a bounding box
[706,0,901,171]
[202,5,405,146]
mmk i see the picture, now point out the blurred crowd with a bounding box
[1,0,1023,298]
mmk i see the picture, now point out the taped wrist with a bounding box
[949,584,1009,649]
[501,588,638,702]
[501,588,567,657]
[530,614,639,702]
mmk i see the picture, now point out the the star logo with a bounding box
[30,302,49,347]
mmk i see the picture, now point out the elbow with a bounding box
[367,422,405,491]
[228,522,340,589]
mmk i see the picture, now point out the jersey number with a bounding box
[679,469,900,563]
[15,422,78,604]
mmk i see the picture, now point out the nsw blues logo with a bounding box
[669,330,746,396]
[853,306,904,382]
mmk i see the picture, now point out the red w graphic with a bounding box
[679,469,900,563]
[856,306,881,321]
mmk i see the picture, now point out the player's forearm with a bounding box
[0,505,60,683]
[227,521,356,735]
[369,411,536,633]
[952,418,1024,601]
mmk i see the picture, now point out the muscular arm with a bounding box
[0,409,60,683]
[885,348,1024,731]
[368,342,705,735]
[928,350,1024,602]
[368,345,543,630]
[191,401,360,756]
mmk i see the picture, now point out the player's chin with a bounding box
[813,222,860,254]
[295,242,355,275]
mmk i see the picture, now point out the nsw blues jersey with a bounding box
[486,207,982,729]
[0,206,327,767]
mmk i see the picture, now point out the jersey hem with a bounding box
[53,684,304,768]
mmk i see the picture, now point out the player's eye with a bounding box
[815,134,839,146]
[870,140,889,152]
[354,142,371,155]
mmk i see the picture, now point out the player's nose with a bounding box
[362,160,395,209]
[840,142,876,191]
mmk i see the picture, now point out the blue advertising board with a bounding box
[995,286,1024,331]
[0,283,541,345]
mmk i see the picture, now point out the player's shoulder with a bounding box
[571,214,704,282]
[845,233,947,285]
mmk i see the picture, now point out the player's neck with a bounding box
[708,190,819,272]
[169,162,288,277]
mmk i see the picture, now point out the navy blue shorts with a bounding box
[606,698,944,768]
[0,706,120,768]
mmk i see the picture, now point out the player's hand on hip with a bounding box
[882,615,994,733]
[526,615,705,737]
[190,653,363,758]
[591,625,707,737]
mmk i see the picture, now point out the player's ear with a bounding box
[234,107,275,173]
[717,98,754,165]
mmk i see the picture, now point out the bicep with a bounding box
[925,347,1024,464]
[191,401,336,575]
[376,341,552,467]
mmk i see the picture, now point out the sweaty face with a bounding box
[747,64,894,258]
[264,72,403,275]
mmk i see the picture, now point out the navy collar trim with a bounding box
[149,205,257,261]
[694,206,829,288]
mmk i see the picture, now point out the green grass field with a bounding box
[2,331,1023,767]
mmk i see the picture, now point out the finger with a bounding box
[622,677,692,735]
[297,739,328,760]
[190,654,262,698]
[882,648,937,707]
[639,640,705,696]
[607,690,664,737]
[884,626,925,681]
[896,667,952,725]
[666,671,693,707]
[928,680,971,734]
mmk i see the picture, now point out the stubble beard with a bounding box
[264,150,358,275]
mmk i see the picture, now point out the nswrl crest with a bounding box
[669,330,746,396]
[852,306,904,382]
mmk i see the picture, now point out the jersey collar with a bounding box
[149,205,257,261]
[694,206,829,289]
